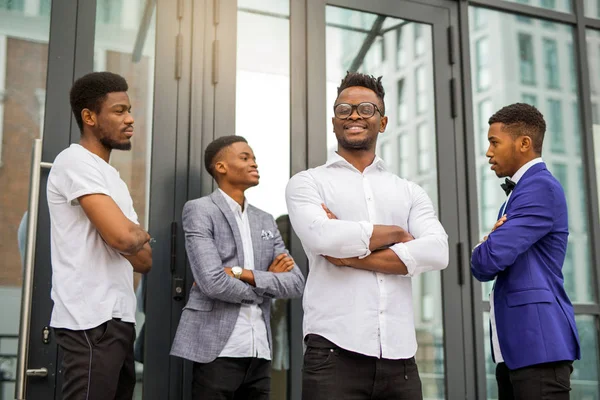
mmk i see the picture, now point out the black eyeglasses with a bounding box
[333,102,383,119]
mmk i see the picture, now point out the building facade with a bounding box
[0,0,599,399]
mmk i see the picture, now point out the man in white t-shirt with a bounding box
[47,72,152,400]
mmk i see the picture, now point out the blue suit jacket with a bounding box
[471,162,580,369]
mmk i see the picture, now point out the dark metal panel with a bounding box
[213,0,237,139]
[573,0,600,339]
[584,17,600,29]
[306,0,327,168]
[468,0,576,24]
[289,0,309,399]
[143,0,181,398]
[169,0,194,397]
[456,0,488,398]
[69,0,97,144]
[26,1,79,398]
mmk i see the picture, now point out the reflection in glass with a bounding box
[587,30,600,278]
[236,1,291,397]
[573,315,600,399]
[503,0,572,13]
[584,0,600,19]
[470,6,598,396]
[0,3,51,398]
[93,1,156,397]
[326,7,444,398]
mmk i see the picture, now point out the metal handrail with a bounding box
[14,139,51,400]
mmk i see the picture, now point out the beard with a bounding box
[97,123,132,151]
[336,133,375,151]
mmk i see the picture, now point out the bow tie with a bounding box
[501,178,516,196]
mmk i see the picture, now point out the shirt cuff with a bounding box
[390,243,417,276]
[357,221,374,259]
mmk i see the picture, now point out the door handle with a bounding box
[15,139,53,400]
[25,368,48,378]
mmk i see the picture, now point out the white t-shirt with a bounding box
[47,144,139,330]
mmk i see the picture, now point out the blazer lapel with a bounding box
[505,162,547,212]
[210,190,245,267]
[247,206,264,271]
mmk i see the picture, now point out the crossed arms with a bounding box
[285,172,449,276]
[183,200,304,305]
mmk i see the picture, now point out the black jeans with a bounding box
[192,357,271,400]
[302,334,423,400]
[496,361,574,400]
[54,318,136,400]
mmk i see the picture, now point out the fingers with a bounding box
[321,203,337,219]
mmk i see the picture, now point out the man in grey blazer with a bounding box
[171,135,305,399]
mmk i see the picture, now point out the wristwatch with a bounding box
[231,266,243,279]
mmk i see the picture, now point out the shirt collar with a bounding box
[325,152,386,172]
[511,157,543,184]
[218,188,247,214]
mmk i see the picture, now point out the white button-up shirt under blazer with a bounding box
[285,153,449,359]
[217,189,271,360]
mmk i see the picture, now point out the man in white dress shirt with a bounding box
[286,72,449,399]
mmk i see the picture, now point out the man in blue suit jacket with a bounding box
[471,103,580,400]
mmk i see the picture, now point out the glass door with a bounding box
[306,0,470,398]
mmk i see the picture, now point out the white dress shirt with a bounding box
[217,189,271,360]
[489,157,543,363]
[285,153,449,359]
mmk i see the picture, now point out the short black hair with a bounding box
[204,135,248,178]
[336,72,386,115]
[488,103,546,154]
[69,72,129,132]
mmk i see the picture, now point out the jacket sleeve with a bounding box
[252,217,305,299]
[285,171,373,258]
[182,200,263,305]
[471,181,556,282]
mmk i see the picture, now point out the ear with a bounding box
[379,115,388,133]
[519,136,533,153]
[214,160,227,176]
[331,116,336,130]
[81,108,96,128]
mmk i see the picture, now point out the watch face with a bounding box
[232,266,242,277]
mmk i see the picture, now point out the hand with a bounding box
[480,215,507,243]
[398,227,414,243]
[224,267,234,277]
[322,255,351,267]
[268,253,295,273]
[321,204,338,220]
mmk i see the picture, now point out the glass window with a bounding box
[519,33,536,85]
[478,99,493,153]
[417,123,429,173]
[543,38,560,89]
[326,9,442,396]
[522,93,537,106]
[503,0,572,13]
[515,0,533,23]
[398,133,410,177]
[547,99,564,153]
[416,65,427,114]
[573,316,600,398]
[0,0,24,11]
[471,9,598,393]
[395,27,405,69]
[475,37,490,91]
[584,0,600,18]
[568,43,576,92]
[414,23,424,57]
[473,7,488,29]
[94,0,156,394]
[0,1,52,395]
[397,79,407,124]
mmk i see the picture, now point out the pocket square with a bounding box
[261,230,274,240]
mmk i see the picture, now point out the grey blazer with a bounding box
[170,190,305,364]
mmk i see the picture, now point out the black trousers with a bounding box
[192,357,271,400]
[496,361,574,400]
[302,334,423,400]
[54,318,136,400]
